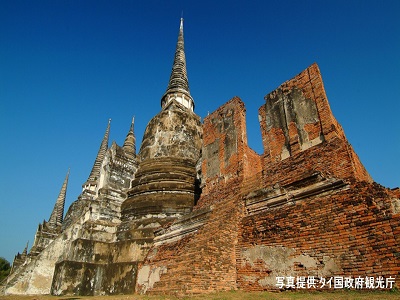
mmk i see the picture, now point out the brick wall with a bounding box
[136,97,261,295]
[196,97,262,208]
[136,64,398,295]
[258,63,371,186]
[137,189,243,295]
[238,181,400,290]
[236,64,399,291]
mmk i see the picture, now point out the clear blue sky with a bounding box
[1,0,399,263]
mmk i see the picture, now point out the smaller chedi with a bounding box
[3,18,399,296]
[6,170,69,285]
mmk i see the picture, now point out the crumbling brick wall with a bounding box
[196,97,262,209]
[136,65,399,295]
[136,63,399,297]
[136,191,243,295]
[237,63,399,291]
[238,181,400,290]
[258,63,372,186]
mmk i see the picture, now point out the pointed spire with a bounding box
[22,241,29,255]
[84,119,111,185]
[48,169,69,225]
[161,18,195,111]
[123,116,136,156]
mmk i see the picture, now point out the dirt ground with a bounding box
[0,290,400,300]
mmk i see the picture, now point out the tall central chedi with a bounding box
[120,18,202,223]
[50,18,202,296]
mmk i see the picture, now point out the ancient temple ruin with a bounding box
[3,18,399,296]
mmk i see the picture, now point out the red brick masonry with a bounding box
[137,63,399,295]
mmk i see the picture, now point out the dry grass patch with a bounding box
[1,290,400,300]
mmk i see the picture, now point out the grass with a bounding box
[1,290,400,300]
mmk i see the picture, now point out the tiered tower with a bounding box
[9,170,69,276]
[29,170,69,256]
[51,118,139,295]
[81,119,111,199]
[9,243,28,274]
[120,18,202,225]
[122,117,136,156]
[50,18,202,296]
